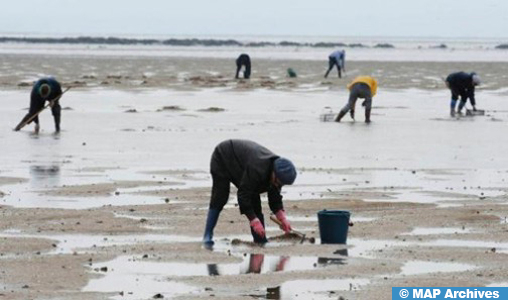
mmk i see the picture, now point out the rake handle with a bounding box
[269,215,305,238]
[15,86,72,131]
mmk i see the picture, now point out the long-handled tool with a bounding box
[270,215,306,243]
[14,86,72,131]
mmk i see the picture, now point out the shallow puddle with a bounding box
[85,253,349,299]
[89,253,346,278]
[424,239,508,253]
[400,260,476,276]
[486,282,508,287]
[84,274,197,300]
[258,278,369,300]
[405,227,472,235]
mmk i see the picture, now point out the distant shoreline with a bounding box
[0,36,396,48]
[1,36,506,50]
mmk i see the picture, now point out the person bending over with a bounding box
[203,139,297,246]
[446,72,480,117]
[335,76,377,123]
[235,54,251,79]
[14,77,63,133]
[324,50,346,78]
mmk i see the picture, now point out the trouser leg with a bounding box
[250,195,267,244]
[51,101,61,132]
[364,96,372,123]
[450,88,459,116]
[203,173,230,245]
[14,102,42,131]
[336,89,358,122]
[457,99,467,114]
[324,58,334,78]
[235,64,241,79]
[365,108,372,123]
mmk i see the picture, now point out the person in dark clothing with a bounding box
[446,72,481,116]
[235,54,251,79]
[14,77,63,133]
[203,139,297,246]
[324,50,345,78]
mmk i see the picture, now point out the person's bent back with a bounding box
[235,54,251,79]
[14,77,63,133]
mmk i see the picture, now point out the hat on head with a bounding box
[471,73,481,85]
[273,158,297,185]
[39,83,51,98]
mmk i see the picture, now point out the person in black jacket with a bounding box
[235,54,251,79]
[203,139,297,245]
[446,72,481,116]
[14,77,63,133]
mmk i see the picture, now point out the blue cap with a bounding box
[273,158,297,185]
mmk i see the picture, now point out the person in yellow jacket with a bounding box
[335,76,377,123]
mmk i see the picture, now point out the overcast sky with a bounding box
[1,0,507,38]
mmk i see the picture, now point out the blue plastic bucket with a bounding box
[317,210,351,244]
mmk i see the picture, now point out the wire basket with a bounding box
[319,113,337,122]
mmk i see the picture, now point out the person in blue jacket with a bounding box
[15,77,63,133]
[324,50,346,78]
[446,72,481,116]
[203,139,297,246]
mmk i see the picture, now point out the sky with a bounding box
[1,0,507,38]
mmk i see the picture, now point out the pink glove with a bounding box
[250,218,265,238]
[275,210,292,234]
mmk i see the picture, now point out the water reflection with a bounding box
[333,248,349,256]
[204,253,346,276]
[266,286,281,299]
[85,252,350,298]
[264,278,370,300]
[29,165,60,188]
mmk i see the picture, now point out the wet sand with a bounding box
[2,53,508,91]
[1,50,508,299]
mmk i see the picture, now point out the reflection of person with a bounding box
[445,72,481,116]
[235,54,251,79]
[14,77,63,133]
[275,256,289,272]
[324,50,345,78]
[247,254,265,274]
[207,264,220,276]
[203,140,296,245]
[335,76,377,123]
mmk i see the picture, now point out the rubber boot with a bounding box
[335,110,347,122]
[365,108,371,123]
[450,99,457,117]
[203,208,221,247]
[250,213,268,244]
